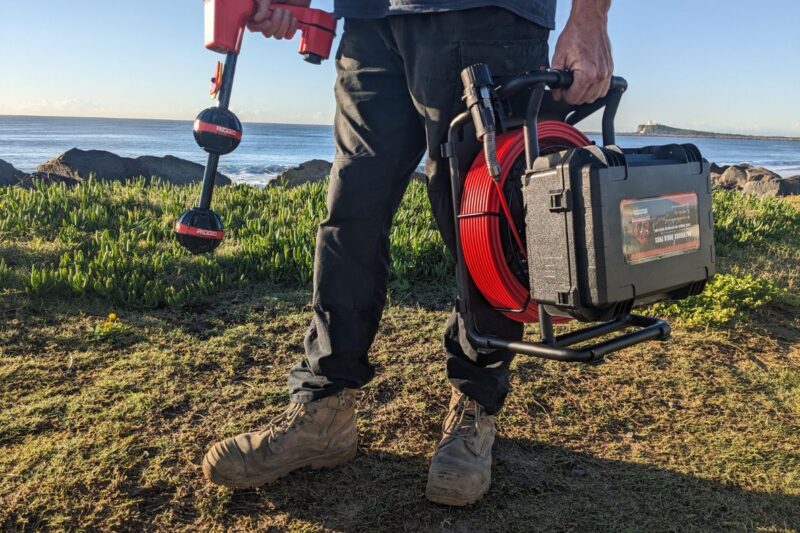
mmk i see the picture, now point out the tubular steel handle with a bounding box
[497,70,627,97]
[500,70,628,161]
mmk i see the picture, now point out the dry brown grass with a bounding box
[2,189,799,531]
[1,281,798,532]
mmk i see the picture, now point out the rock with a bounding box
[744,166,782,183]
[274,159,332,187]
[742,176,800,197]
[0,159,27,186]
[712,163,782,190]
[275,159,428,188]
[37,148,230,185]
[709,162,727,175]
[709,163,728,187]
[19,171,79,188]
[136,155,230,186]
[0,159,77,188]
[716,165,748,189]
[38,149,142,182]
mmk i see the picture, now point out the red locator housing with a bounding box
[204,0,254,55]
[204,0,336,61]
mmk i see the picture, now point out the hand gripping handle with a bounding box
[204,0,337,61]
[272,6,337,64]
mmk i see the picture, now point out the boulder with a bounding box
[716,165,748,189]
[0,159,27,186]
[744,166,782,183]
[711,163,783,190]
[709,163,728,187]
[38,149,142,182]
[274,159,332,187]
[274,159,428,188]
[37,148,230,185]
[709,162,728,175]
[136,155,230,186]
[19,171,79,188]
[0,159,77,188]
[742,176,800,197]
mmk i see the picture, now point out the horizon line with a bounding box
[1,113,798,139]
[0,113,332,128]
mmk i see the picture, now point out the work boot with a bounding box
[426,388,496,506]
[202,389,358,489]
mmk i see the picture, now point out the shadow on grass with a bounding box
[211,438,799,531]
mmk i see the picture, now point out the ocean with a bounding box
[2,115,799,185]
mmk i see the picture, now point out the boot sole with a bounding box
[203,444,357,489]
[425,476,491,507]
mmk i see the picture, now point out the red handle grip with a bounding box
[204,0,337,61]
[274,5,337,62]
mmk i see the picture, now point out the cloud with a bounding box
[2,98,115,116]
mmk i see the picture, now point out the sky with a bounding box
[1,1,799,135]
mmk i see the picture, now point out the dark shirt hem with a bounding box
[333,1,555,30]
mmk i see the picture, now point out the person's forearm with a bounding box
[567,0,611,22]
[551,0,614,105]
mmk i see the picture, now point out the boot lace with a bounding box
[263,402,317,442]
[442,392,481,443]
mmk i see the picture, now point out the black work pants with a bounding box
[287,8,549,415]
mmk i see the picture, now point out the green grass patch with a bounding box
[0,178,451,307]
[1,180,798,327]
[713,188,800,253]
[1,181,799,530]
[652,269,798,327]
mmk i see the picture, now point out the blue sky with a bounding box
[1,1,799,135]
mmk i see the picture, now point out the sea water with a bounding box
[2,115,798,185]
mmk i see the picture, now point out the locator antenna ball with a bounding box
[175,0,337,254]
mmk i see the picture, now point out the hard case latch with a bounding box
[549,189,571,212]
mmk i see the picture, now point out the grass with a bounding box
[1,180,799,531]
[0,178,451,307]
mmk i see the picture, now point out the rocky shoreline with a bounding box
[710,163,800,197]
[0,148,231,188]
[2,149,798,197]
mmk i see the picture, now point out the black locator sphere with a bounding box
[193,107,243,156]
[175,207,225,254]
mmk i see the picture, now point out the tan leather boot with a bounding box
[202,389,357,488]
[426,388,496,506]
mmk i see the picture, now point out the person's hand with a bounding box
[551,1,614,105]
[247,0,311,40]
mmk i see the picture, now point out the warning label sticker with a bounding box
[621,192,701,265]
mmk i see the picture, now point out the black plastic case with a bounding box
[523,143,715,322]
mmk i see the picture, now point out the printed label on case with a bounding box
[621,192,700,265]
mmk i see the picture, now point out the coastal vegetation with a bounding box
[1,179,799,530]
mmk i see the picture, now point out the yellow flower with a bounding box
[108,313,118,322]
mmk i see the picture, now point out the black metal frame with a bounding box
[443,70,671,364]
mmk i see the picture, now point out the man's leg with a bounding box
[390,7,550,505]
[203,18,427,488]
[287,17,428,403]
[393,7,550,415]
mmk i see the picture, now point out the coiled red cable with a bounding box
[460,121,591,323]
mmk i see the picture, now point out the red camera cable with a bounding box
[459,121,591,323]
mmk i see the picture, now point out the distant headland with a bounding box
[630,122,800,142]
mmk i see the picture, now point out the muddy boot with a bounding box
[202,389,358,488]
[426,388,496,506]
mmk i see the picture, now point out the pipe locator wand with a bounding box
[176,0,336,254]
